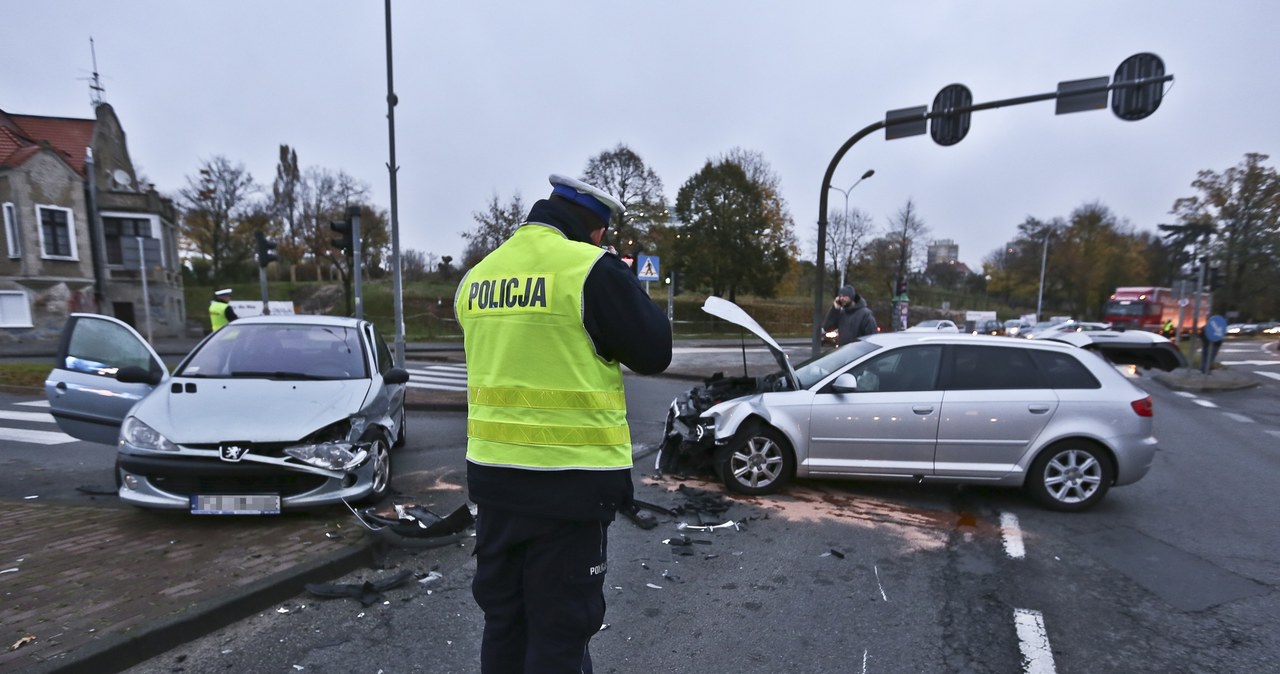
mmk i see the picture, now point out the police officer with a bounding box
[208,288,238,332]
[455,174,672,673]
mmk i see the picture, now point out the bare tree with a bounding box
[582,144,668,253]
[885,198,930,287]
[178,156,259,283]
[461,193,526,268]
[826,206,874,288]
[270,144,303,281]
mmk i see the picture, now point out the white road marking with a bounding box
[1193,399,1218,408]
[1223,412,1254,423]
[1266,430,1280,439]
[406,381,467,392]
[14,400,49,407]
[1014,608,1057,674]
[407,367,467,380]
[1174,391,1197,398]
[873,565,888,601]
[1254,371,1280,381]
[0,411,56,424]
[861,650,868,674]
[1000,512,1026,559]
[0,428,77,445]
[1219,360,1278,366]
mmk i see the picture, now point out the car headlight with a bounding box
[121,416,178,452]
[285,443,369,471]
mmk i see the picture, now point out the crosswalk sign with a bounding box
[636,255,660,281]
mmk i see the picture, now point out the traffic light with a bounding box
[254,231,278,267]
[330,218,353,254]
[1209,267,1225,291]
[671,270,683,296]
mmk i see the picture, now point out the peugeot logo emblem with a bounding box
[220,444,250,462]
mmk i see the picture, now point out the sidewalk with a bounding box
[0,502,367,674]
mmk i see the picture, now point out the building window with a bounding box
[36,205,77,260]
[0,290,34,328]
[3,202,19,258]
[102,215,155,266]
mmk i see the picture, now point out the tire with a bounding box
[393,404,407,448]
[360,436,393,504]
[1026,441,1113,512]
[717,423,794,495]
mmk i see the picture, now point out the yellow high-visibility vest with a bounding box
[455,223,631,470]
[209,300,231,331]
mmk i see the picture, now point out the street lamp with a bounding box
[1035,229,1050,323]
[826,169,875,288]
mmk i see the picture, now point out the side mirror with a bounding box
[117,365,162,386]
[383,367,411,385]
[831,373,858,393]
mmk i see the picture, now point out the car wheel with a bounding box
[717,423,794,495]
[1026,441,1113,512]
[361,436,393,504]
[393,405,407,448]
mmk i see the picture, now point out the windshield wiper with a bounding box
[230,371,328,380]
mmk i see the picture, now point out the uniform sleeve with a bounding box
[226,305,239,322]
[582,254,672,375]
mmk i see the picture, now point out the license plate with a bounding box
[191,494,281,515]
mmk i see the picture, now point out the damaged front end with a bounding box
[656,298,803,478]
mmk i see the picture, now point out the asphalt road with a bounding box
[4,343,1279,673]
[101,371,1280,674]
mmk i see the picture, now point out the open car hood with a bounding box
[1045,330,1187,371]
[701,297,800,389]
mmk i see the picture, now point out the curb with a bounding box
[27,539,373,674]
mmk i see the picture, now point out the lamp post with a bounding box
[1035,228,1050,324]
[826,169,875,288]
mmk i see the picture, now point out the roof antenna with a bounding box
[83,37,106,107]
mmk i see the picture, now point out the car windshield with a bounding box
[793,340,882,389]
[176,324,366,380]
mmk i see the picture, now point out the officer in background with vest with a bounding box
[455,174,672,673]
[208,288,238,332]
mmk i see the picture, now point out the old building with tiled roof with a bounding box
[0,103,185,341]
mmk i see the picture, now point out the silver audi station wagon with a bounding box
[658,298,1161,512]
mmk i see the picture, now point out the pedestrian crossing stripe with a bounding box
[0,427,76,445]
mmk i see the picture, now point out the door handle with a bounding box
[54,381,67,396]
[1028,404,1051,414]
[912,406,934,415]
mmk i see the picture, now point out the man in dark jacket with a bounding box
[455,174,672,673]
[823,284,877,345]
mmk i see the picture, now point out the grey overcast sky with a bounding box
[4,1,1277,273]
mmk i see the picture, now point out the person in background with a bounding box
[208,288,238,332]
[455,174,672,673]
[823,284,877,346]
[1161,318,1175,339]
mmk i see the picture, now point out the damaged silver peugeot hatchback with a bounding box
[46,313,409,514]
[657,298,1161,512]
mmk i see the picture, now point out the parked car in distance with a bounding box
[973,319,1005,335]
[1026,320,1110,339]
[1004,319,1032,337]
[658,298,1161,512]
[45,313,410,514]
[906,319,960,333]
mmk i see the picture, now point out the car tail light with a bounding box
[1130,395,1153,417]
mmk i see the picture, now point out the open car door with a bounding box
[45,313,169,445]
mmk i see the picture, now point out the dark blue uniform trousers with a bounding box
[472,506,609,673]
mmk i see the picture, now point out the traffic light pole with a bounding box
[811,69,1173,357]
[350,206,363,320]
[258,265,270,316]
